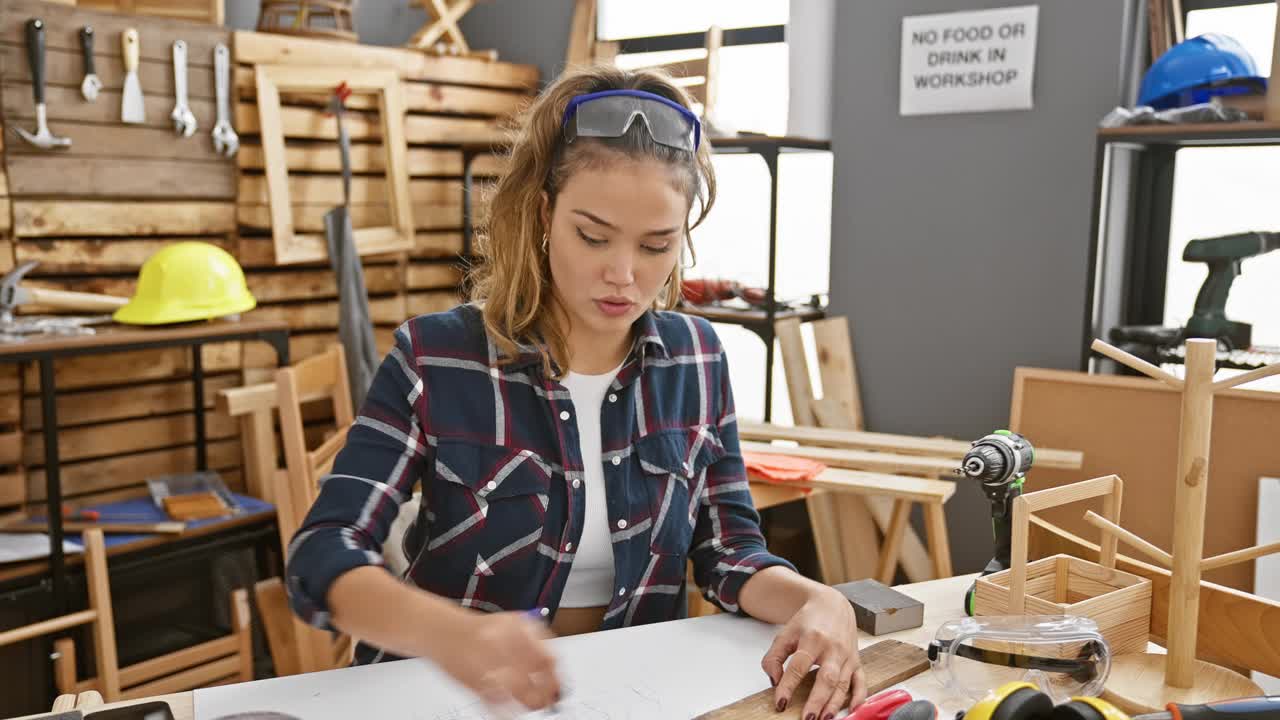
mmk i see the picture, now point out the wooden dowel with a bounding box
[1083,510,1173,567]
[1090,339,1185,389]
[0,610,97,647]
[1201,540,1280,572]
[1210,362,1280,392]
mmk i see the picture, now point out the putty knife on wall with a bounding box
[120,28,145,124]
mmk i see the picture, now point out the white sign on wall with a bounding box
[900,5,1039,116]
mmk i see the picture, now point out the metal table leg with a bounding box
[38,357,66,615]
[762,147,780,422]
[193,345,206,471]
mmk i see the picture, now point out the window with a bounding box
[1163,3,1280,390]
[600,1,835,422]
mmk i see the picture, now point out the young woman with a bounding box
[285,66,865,720]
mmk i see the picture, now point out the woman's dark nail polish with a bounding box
[825,714,836,720]
[777,698,788,712]
[806,714,816,720]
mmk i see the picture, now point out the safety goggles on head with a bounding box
[562,89,701,152]
[928,616,1111,704]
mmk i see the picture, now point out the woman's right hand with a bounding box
[429,609,562,713]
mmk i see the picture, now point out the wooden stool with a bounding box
[258,1,357,43]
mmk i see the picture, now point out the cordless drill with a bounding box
[956,430,1036,616]
[1183,231,1280,350]
[1110,231,1280,364]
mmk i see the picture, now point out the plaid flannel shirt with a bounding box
[286,303,795,665]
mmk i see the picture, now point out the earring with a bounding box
[541,233,549,253]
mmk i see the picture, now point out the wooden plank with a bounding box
[244,266,403,302]
[26,439,240,502]
[235,68,530,116]
[749,465,955,505]
[739,422,1084,470]
[76,0,223,24]
[0,366,18,395]
[693,639,929,719]
[15,236,236,273]
[811,317,864,431]
[774,317,816,425]
[740,440,957,477]
[2,83,217,132]
[0,393,19,425]
[232,30,539,90]
[0,471,26,507]
[5,121,228,162]
[251,295,407,329]
[235,103,507,145]
[14,202,236,237]
[407,262,463,290]
[237,202,462,233]
[0,45,217,101]
[23,343,242,391]
[1,0,228,64]
[239,176,457,206]
[23,412,238,465]
[413,231,464,258]
[407,290,463,316]
[0,430,21,467]
[22,375,241,431]
[0,236,14,273]
[6,156,235,200]
[239,143,504,176]
[1011,366,1278,593]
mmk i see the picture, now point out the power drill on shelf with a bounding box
[1110,231,1280,371]
[955,430,1035,616]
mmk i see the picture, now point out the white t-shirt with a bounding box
[557,364,623,608]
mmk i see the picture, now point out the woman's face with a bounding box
[544,157,688,349]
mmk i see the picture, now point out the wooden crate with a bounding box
[974,554,1153,655]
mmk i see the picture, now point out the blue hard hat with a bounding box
[1138,33,1267,109]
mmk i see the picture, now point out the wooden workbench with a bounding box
[15,574,997,720]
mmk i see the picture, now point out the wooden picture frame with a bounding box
[254,65,414,265]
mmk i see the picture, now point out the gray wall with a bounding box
[225,0,576,87]
[829,0,1129,573]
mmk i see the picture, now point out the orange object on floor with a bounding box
[742,451,826,491]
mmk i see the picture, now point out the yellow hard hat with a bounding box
[114,242,256,325]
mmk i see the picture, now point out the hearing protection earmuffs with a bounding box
[888,682,1130,720]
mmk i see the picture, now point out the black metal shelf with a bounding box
[1096,121,1280,147]
[1084,121,1280,370]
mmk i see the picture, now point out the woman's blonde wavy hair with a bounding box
[467,64,717,376]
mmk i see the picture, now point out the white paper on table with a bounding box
[1255,477,1280,693]
[0,533,82,564]
[196,613,783,720]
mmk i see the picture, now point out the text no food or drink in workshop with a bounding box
[900,5,1039,116]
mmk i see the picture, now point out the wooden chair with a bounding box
[0,530,253,704]
[217,345,355,676]
[566,0,723,123]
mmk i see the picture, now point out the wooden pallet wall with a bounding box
[231,30,533,379]
[0,0,244,511]
[0,3,537,514]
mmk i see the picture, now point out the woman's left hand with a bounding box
[761,586,866,720]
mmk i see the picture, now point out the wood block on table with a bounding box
[838,579,926,636]
[693,639,929,719]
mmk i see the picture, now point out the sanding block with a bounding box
[693,638,929,719]
[837,579,925,636]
